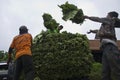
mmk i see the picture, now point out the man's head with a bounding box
[107,11,119,18]
[19,25,28,34]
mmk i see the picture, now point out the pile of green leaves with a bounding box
[32,31,94,80]
[59,1,84,24]
[89,62,102,80]
[42,13,59,30]
[89,62,116,80]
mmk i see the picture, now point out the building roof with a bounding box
[89,40,120,51]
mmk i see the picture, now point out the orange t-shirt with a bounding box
[10,33,32,59]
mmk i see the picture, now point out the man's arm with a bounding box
[84,16,111,25]
[7,47,13,64]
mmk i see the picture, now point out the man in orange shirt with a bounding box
[7,25,34,80]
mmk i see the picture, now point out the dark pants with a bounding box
[101,43,120,80]
[13,55,34,80]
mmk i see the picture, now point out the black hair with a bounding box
[19,25,28,34]
[108,11,119,18]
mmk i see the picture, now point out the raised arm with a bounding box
[84,16,111,25]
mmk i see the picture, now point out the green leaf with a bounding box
[63,10,78,21]
[59,1,85,25]
[42,13,59,30]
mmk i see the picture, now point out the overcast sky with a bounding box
[0,0,120,51]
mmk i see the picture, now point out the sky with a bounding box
[0,0,120,51]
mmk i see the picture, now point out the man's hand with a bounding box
[87,29,92,34]
[87,31,91,34]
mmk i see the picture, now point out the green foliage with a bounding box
[32,31,94,80]
[70,9,84,24]
[0,51,4,60]
[58,1,78,21]
[42,13,59,30]
[88,62,116,80]
[89,62,102,80]
[0,50,8,62]
[59,1,84,24]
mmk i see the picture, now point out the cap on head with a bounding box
[19,25,28,34]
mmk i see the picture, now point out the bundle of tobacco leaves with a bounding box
[32,31,94,80]
[42,13,59,30]
[58,1,84,24]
